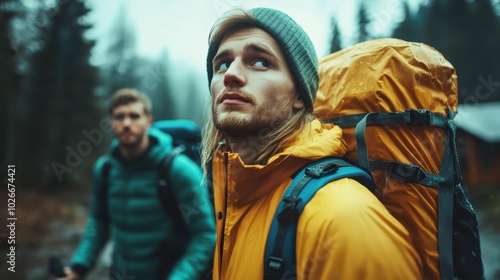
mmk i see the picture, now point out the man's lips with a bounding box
[220,93,251,105]
[122,131,133,137]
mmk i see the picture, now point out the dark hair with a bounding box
[109,88,152,115]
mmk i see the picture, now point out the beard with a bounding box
[118,129,145,149]
[212,90,295,138]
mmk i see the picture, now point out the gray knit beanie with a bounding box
[206,7,319,112]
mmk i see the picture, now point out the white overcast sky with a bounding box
[85,0,424,71]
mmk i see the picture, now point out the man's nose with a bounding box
[224,59,246,88]
[122,116,132,126]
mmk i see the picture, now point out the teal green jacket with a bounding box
[70,128,215,279]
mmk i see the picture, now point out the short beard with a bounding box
[119,132,145,149]
[212,91,295,138]
[214,112,290,138]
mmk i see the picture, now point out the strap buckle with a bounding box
[305,162,339,178]
[278,197,302,223]
[406,109,432,126]
[266,256,285,276]
[389,162,426,183]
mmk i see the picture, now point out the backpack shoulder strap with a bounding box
[264,157,375,279]
[156,145,188,232]
[101,157,112,185]
[97,156,112,223]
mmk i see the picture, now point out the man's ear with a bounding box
[293,93,305,110]
[147,115,153,126]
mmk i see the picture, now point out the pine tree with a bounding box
[403,0,500,103]
[99,5,141,98]
[23,0,101,188]
[329,17,342,53]
[357,3,371,43]
[0,0,22,167]
[135,51,176,121]
[392,1,419,42]
[153,51,175,120]
[421,0,475,103]
[470,0,500,102]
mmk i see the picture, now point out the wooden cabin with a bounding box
[455,102,500,187]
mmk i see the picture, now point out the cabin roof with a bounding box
[455,102,500,143]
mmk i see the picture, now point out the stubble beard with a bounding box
[213,96,294,138]
[118,129,145,150]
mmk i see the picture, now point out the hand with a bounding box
[55,267,80,280]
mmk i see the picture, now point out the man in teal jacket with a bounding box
[58,88,215,280]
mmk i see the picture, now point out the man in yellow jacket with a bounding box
[201,7,423,280]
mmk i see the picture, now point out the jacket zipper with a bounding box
[219,152,229,279]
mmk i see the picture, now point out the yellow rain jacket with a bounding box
[211,119,422,280]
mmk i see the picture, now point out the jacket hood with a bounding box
[214,119,346,207]
[271,119,346,162]
[226,119,346,167]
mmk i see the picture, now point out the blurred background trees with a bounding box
[1,0,181,190]
[330,0,500,103]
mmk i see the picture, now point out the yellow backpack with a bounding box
[314,38,483,280]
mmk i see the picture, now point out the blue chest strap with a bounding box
[263,157,375,280]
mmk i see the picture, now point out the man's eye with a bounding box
[130,114,140,120]
[217,62,230,71]
[113,115,124,121]
[254,60,269,68]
